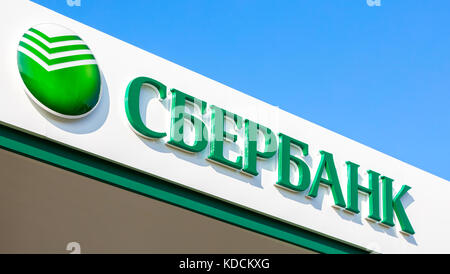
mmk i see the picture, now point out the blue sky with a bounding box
[32,0,450,181]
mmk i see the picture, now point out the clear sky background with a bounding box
[31,0,450,181]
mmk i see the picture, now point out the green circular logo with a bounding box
[17,23,101,118]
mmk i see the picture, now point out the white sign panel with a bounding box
[1,0,449,253]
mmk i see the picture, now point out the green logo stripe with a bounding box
[29,28,81,43]
[23,33,90,54]
[18,52,101,116]
[19,41,95,66]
